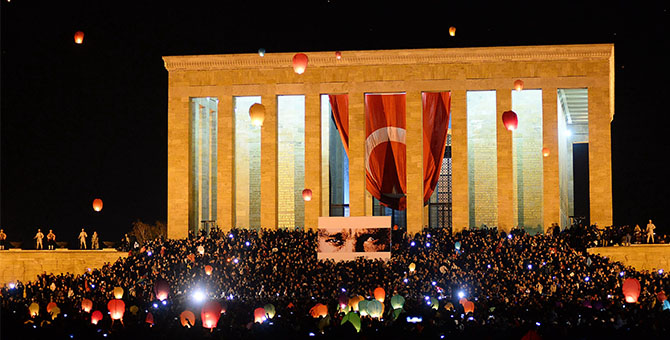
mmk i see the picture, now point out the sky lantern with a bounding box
[113,286,124,299]
[46,302,58,314]
[91,310,103,325]
[390,295,405,310]
[204,265,213,275]
[430,297,439,310]
[514,79,524,91]
[502,110,518,131]
[50,306,61,320]
[145,312,154,326]
[154,279,170,301]
[302,188,313,201]
[258,48,265,57]
[542,147,550,157]
[197,245,205,255]
[409,262,416,272]
[74,31,84,44]
[254,307,266,323]
[81,298,93,313]
[264,304,276,319]
[29,302,40,317]
[455,241,461,250]
[623,278,641,303]
[92,198,103,212]
[341,311,361,333]
[348,295,364,311]
[338,293,349,311]
[463,300,475,314]
[249,103,265,127]
[108,299,125,321]
[335,51,342,60]
[373,287,386,302]
[449,26,456,37]
[201,300,222,329]
[180,310,195,328]
[367,300,383,318]
[292,53,308,74]
[358,300,369,317]
[309,303,328,318]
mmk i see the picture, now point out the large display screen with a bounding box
[317,216,391,261]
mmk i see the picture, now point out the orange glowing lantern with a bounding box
[81,298,93,313]
[514,79,524,91]
[309,303,328,318]
[107,299,125,321]
[249,103,265,127]
[205,265,213,275]
[180,310,196,328]
[463,300,475,314]
[408,262,416,272]
[92,198,103,212]
[335,51,342,60]
[292,53,309,74]
[113,286,124,299]
[74,31,84,44]
[502,110,518,131]
[373,287,386,302]
[348,295,364,311]
[46,302,58,313]
[254,307,266,323]
[28,302,40,317]
[201,300,222,329]
[302,189,313,202]
[449,26,456,37]
[154,279,170,301]
[91,310,103,325]
[542,148,550,157]
[623,278,641,303]
[146,312,154,326]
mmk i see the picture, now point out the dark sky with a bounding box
[1,0,668,244]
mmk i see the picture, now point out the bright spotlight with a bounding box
[457,291,465,299]
[192,290,206,303]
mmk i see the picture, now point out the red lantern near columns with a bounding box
[292,53,309,74]
[502,111,518,131]
[302,189,313,201]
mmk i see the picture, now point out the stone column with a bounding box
[588,86,613,227]
[349,91,366,216]
[217,93,234,231]
[450,90,468,233]
[497,89,514,233]
[167,87,189,239]
[542,88,560,233]
[304,89,321,230]
[406,91,423,234]
[261,90,278,229]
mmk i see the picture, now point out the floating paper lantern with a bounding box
[335,51,342,60]
[50,306,61,319]
[309,303,328,318]
[623,278,641,303]
[348,295,364,311]
[254,307,266,323]
[292,53,308,74]
[264,304,276,319]
[430,297,440,310]
[46,302,58,313]
[514,79,524,91]
[107,299,125,320]
[29,302,40,317]
[338,293,349,311]
[201,300,222,329]
[249,103,265,127]
[449,26,456,37]
[502,111,518,131]
[455,241,461,250]
[463,300,475,314]
[542,148,550,157]
[91,310,103,325]
[180,310,196,328]
[390,295,405,310]
[358,300,369,317]
[409,263,416,272]
[92,198,103,212]
[74,31,84,44]
[341,311,361,333]
[129,305,139,315]
[205,265,213,275]
[302,188,313,201]
[197,245,205,255]
[81,298,93,313]
[367,300,383,318]
[373,287,386,302]
[154,279,170,301]
[146,312,154,326]
[258,48,265,57]
[113,286,124,299]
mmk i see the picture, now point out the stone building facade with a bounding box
[164,44,614,238]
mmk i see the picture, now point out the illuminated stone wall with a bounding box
[277,96,305,228]
[234,97,262,229]
[189,98,218,235]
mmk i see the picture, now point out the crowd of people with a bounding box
[1,225,669,339]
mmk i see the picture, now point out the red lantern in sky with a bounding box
[154,279,170,301]
[292,53,308,74]
[249,103,266,127]
[92,198,103,212]
[205,265,213,275]
[373,287,386,302]
[514,79,524,91]
[201,300,222,329]
[91,310,103,325]
[46,302,58,313]
[302,189,313,202]
[145,312,154,326]
[335,51,342,60]
[449,26,456,37]
[542,148,550,157]
[180,310,196,328]
[74,31,84,44]
[107,299,125,320]
[622,278,641,303]
[81,298,93,313]
[502,111,518,131]
[254,307,266,323]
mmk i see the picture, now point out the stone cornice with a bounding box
[163,44,613,72]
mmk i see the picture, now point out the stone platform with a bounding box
[587,244,670,272]
[0,249,127,286]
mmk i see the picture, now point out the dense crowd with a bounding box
[1,226,669,339]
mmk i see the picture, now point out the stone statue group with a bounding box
[31,228,99,250]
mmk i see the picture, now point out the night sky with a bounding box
[1,1,668,245]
